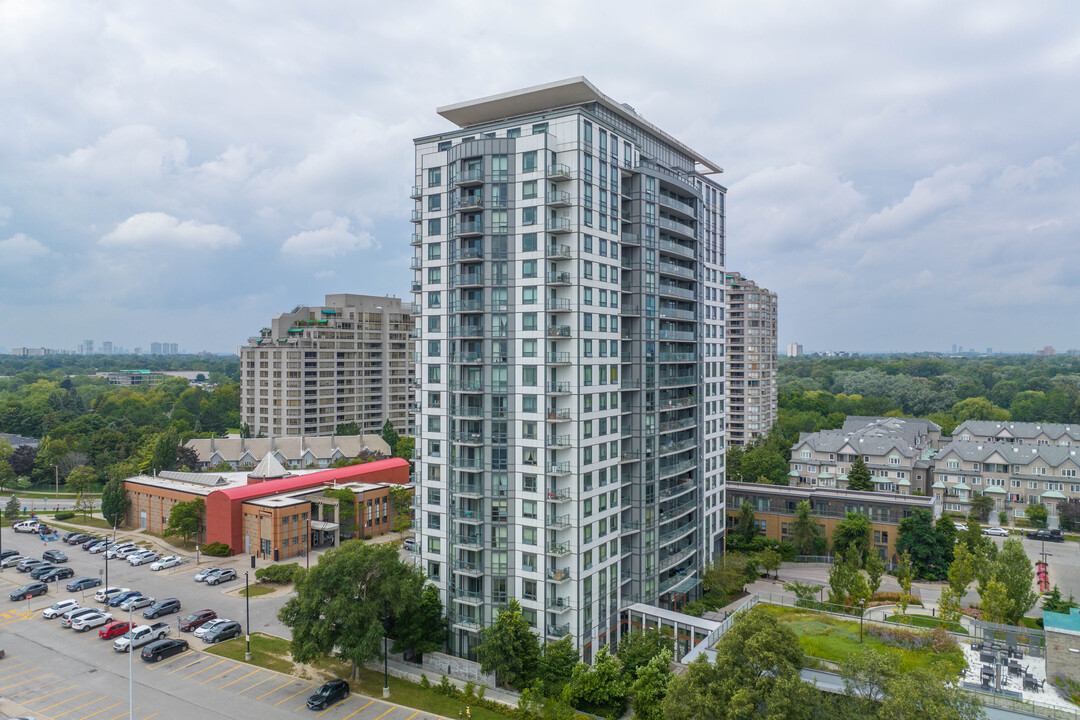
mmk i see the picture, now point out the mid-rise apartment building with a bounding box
[240,294,414,438]
[724,272,777,447]
[789,417,941,494]
[413,78,727,662]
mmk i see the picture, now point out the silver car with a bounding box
[193,567,223,583]
[129,551,160,567]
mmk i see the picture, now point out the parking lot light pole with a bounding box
[129,604,134,720]
[244,571,251,661]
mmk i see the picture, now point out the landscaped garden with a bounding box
[758,605,966,678]
[883,613,968,635]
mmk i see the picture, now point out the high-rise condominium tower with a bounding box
[413,78,726,661]
[724,272,778,447]
[240,294,414,438]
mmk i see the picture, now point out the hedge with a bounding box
[202,541,232,557]
[54,511,75,520]
[255,563,302,584]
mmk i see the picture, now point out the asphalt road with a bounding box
[0,534,444,720]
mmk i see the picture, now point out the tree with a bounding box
[978,579,1012,625]
[64,464,96,495]
[389,583,444,661]
[832,512,872,559]
[846,457,873,491]
[279,540,427,680]
[755,547,782,579]
[630,647,672,720]
[100,476,130,527]
[175,444,200,472]
[4,494,19,523]
[394,436,415,461]
[841,649,898,715]
[563,647,628,719]
[381,420,399,453]
[389,485,413,538]
[323,487,358,537]
[8,444,37,476]
[935,515,958,566]
[895,550,914,616]
[783,580,822,608]
[879,666,984,720]
[74,492,95,520]
[702,552,751,600]
[475,598,541,690]
[829,545,870,608]
[969,493,994,522]
[989,538,1038,625]
[617,629,672,679]
[951,396,1010,422]
[938,586,965,623]
[1060,498,1080,531]
[165,498,205,544]
[896,509,949,579]
[736,502,757,544]
[789,500,824,556]
[1025,503,1049,529]
[538,635,579,696]
[864,550,885,595]
[335,422,362,436]
[140,428,179,474]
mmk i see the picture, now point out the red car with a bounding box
[99,621,132,640]
[178,609,217,633]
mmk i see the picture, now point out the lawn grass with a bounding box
[239,585,275,598]
[208,633,509,720]
[760,605,966,678]
[883,613,968,635]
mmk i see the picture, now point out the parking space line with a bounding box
[0,663,35,680]
[53,694,108,717]
[218,668,259,689]
[139,713,158,720]
[0,677,37,693]
[166,656,204,674]
[184,657,226,679]
[257,679,294,700]
[372,705,398,720]
[201,663,240,685]
[147,649,193,670]
[341,699,376,720]
[38,689,93,712]
[22,684,76,703]
[316,698,354,717]
[78,700,123,719]
[275,683,316,706]
[107,705,139,720]
[9,676,61,696]
[236,674,274,694]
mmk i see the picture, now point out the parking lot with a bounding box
[0,532,442,720]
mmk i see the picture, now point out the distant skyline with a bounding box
[1,2,1077,352]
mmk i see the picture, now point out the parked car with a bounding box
[201,620,242,644]
[193,567,223,583]
[306,679,350,710]
[94,587,130,603]
[143,598,181,619]
[38,567,75,583]
[1025,529,1065,542]
[98,621,132,640]
[88,541,111,554]
[72,611,113,632]
[982,526,1010,537]
[61,607,100,627]
[17,558,47,572]
[67,577,102,592]
[402,538,417,552]
[150,555,182,571]
[179,609,218,633]
[205,568,237,586]
[12,520,41,533]
[1,555,27,569]
[114,622,170,652]
[9,582,48,601]
[104,543,137,560]
[119,595,155,612]
[29,564,58,580]
[64,532,91,545]
[193,618,229,639]
[42,549,68,564]
[42,599,80,619]
[115,545,143,559]
[0,549,21,560]
[83,538,106,551]
[108,591,143,608]
[129,551,160,567]
[140,638,188,662]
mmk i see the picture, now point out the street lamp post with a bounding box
[306,517,311,571]
[53,464,58,497]
[859,598,866,643]
[244,571,251,661]
[129,604,134,720]
[383,597,389,699]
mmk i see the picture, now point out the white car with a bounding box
[94,586,130,603]
[116,545,143,559]
[193,618,229,639]
[150,556,182,571]
[71,611,112,632]
[982,526,1010,537]
[42,599,80,619]
[105,544,137,559]
[129,551,160,566]
[119,595,155,612]
[12,520,41,533]
[194,567,223,583]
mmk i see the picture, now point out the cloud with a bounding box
[0,206,11,226]
[0,233,50,263]
[280,216,374,258]
[52,125,189,182]
[849,164,984,241]
[100,212,241,250]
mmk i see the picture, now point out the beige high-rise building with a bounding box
[724,272,777,447]
[240,294,415,438]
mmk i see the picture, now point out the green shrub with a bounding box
[54,511,75,520]
[202,541,231,557]
[255,563,302,584]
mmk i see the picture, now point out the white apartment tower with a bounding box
[240,294,414,438]
[413,78,726,662]
[724,272,778,447]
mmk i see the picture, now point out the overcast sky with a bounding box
[1,1,1077,354]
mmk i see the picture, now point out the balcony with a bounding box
[546,324,571,338]
[546,408,571,421]
[455,221,484,237]
[547,567,572,582]
[452,614,482,632]
[410,257,422,269]
[454,559,483,575]
[660,395,696,410]
[547,190,571,207]
[547,540,571,555]
[455,588,484,604]
[455,169,484,186]
[410,184,422,199]
[410,209,423,223]
[546,488,571,502]
[547,514,571,529]
[455,534,483,550]
[454,272,484,288]
[549,597,573,613]
[453,247,484,262]
[546,244,572,260]
[408,328,421,339]
[449,351,483,364]
[546,381,571,395]
[659,329,696,342]
[658,262,695,280]
[452,507,483,523]
[658,193,696,217]
[450,481,484,497]
[449,326,484,339]
[658,216,696,240]
[448,380,484,393]
[451,432,484,446]
[547,462,571,476]
[658,238,695,259]
[410,233,422,246]
[659,479,695,500]
[546,351,571,364]
[452,298,485,313]
[547,622,571,638]
[659,522,695,546]
[410,281,422,293]
[546,217,571,234]
[658,352,697,363]
[547,271,572,285]
[659,546,696,573]
[451,457,484,470]
[547,164,571,181]
[659,458,695,478]
[545,298,570,312]
[659,438,696,456]
[546,434,570,448]
[456,196,484,211]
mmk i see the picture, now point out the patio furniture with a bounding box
[1008,661,1022,676]
[980,651,995,664]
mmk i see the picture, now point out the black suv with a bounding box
[40,567,75,582]
[306,679,349,710]
[141,638,189,662]
[43,549,68,563]
[143,598,181,619]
